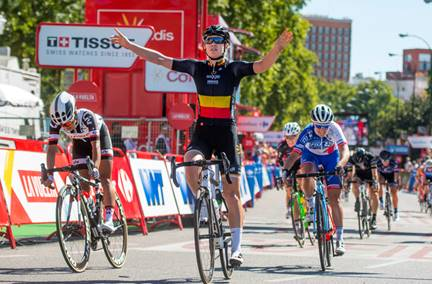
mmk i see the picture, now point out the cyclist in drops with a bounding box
[377,150,401,221]
[283,104,350,255]
[42,91,116,232]
[276,122,302,219]
[419,158,432,208]
[346,148,380,230]
[111,25,293,267]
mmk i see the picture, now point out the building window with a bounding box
[344,45,350,52]
[344,53,349,61]
[331,53,335,60]
[344,63,349,70]
[337,62,341,69]
[331,62,335,69]
[337,53,342,60]
[405,54,412,62]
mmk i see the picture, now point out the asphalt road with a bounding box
[1,189,431,283]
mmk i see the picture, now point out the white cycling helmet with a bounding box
[254,132,264,142]
[50,91,76,125]
[311,104,334,123]
[283,122,301,136]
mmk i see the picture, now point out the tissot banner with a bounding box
[36,23,153,68]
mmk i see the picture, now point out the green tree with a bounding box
[209,0,318,128]
[0,0,84,110]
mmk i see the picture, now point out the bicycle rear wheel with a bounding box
[102,193,128,268]
[291,195,305,248]
[56,185,91,273]
[194,192,215,284]
[315,196,327,271]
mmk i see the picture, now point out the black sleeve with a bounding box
[82,111,99,141]
[231,61,256,79]
[48,120,61,145]
[368,154,377,168]
[346,157,354,172]
[171,59,200,76]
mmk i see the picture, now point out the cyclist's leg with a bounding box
[217,124,244,265]
[352,178,360,211]
[99,124,115,209]
[322,152,344,244]
[299,151,318,220]
[378,174,385,209]
[184,123,212,196]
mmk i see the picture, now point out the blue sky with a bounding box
[301,0,432,79]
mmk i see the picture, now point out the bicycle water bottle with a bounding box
[215,189,223,207]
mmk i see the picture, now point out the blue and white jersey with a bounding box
[293,122,347,156]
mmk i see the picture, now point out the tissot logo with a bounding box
[46,36,135,49]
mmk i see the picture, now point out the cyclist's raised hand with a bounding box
[275,29,293,50]
[111,28,132,49]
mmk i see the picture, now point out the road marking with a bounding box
[265,275,318,282]
[378,245,408,257]
[0,254,29,258]
[365,259,408,269]
[410,246,432,259]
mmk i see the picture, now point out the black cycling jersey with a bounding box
[276,140,300,172]
[172,59,255,125]
[347,152,377,172]
[377,159,399,174]
[49,108,113,165]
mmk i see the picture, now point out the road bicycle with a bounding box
[41,157,127,273]
[170,152,233,284]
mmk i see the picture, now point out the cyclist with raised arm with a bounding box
[346,148,380,230]
[283,104,350,255]
[111,25,293,267]
[277,122,301,219]
[41,91,116,232]
[377,150,401,221]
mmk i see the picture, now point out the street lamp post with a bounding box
[399,33,432,132]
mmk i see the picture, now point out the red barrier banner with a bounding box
[112,148,147,234]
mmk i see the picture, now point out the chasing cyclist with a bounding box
[419,158,432,208]
[42,91,116,232]
[111,25,293,267]
[277,122,302,219]
[346,148,379,230]
[377,150,401,221]
[283,104,350,255]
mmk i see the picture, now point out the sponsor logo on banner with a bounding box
[37,24,153,68]
[176,171,194,205]
[138,169,165,206]
[117,169,134,203]
[408,136,432,149]
[237,116,275,132]
[18,170,58,202]
[264,131,284,144]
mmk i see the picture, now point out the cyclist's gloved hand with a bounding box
[282,168,292,180]
[335,166,345,176]
[42,174,54,189]
[91,168,100,180]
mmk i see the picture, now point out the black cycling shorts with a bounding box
[187,120,240,174]
[379,172,396,185]
[72,123,113,169]
[355,169,374,184]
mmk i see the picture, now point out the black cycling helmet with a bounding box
[352,147,366,163]
[379,150,391,161]
[203,25,230,42]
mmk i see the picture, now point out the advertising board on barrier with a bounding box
[240,167,252,205]
[0,150,66,224]
[111,155,142,220]
[237,116,275,132]
[244,164,260,206]
[36,23,154,69]
[165,166,195,215]
[128,157,180,217]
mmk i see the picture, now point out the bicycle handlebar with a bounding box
[170,152,232,188]
[40,156,100,188]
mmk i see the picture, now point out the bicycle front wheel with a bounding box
[194,192,215,284]
[219,219,233,279]
[56,185,91,273]
[385,191,392,231]
[315,196,327,271]
[102,193,128,268]
[291,195,305,248]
